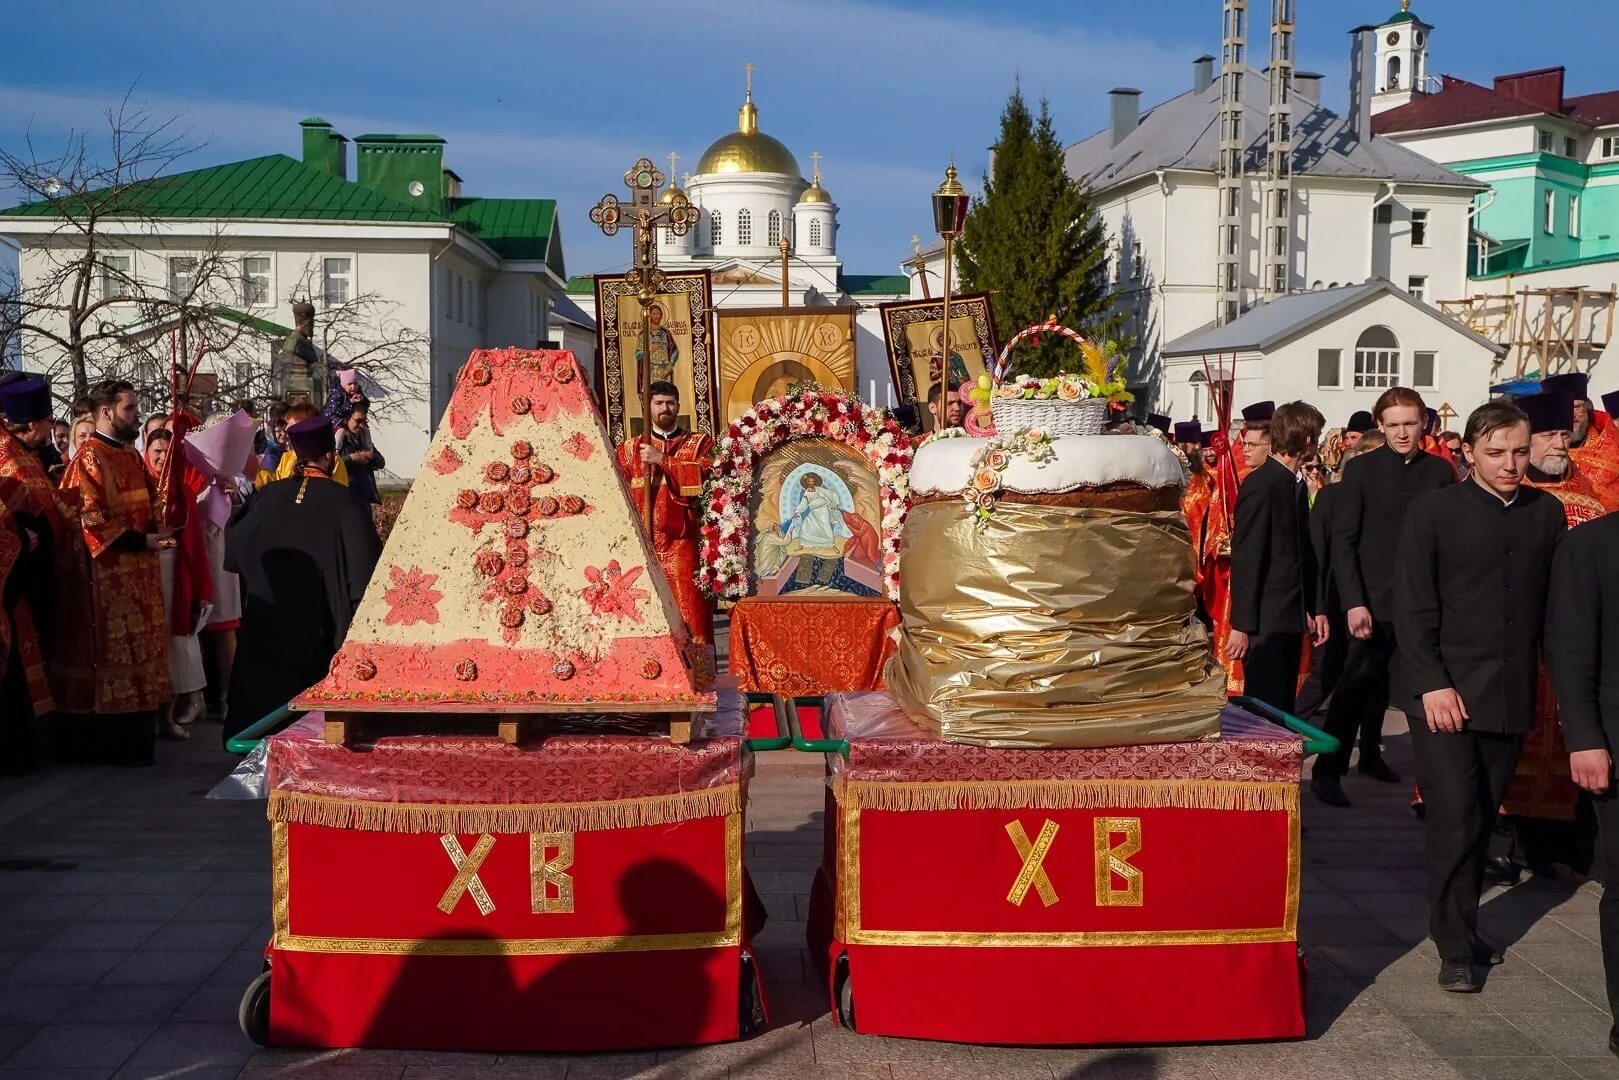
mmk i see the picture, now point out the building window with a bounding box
[709,210,721,246]
[1407,275,1427,302]
[241,256,271,305]
[1353,325,1400,388]
[1131,240,1143,280]
[101,254,132,300]
[1386,54,1401,90]
[1603,135,1619,159]
[1544,189,1556,234]
[443,268,452,318]
[1538,128,1553,153]
[322,258,352,307]
[767,210,781,246]
[1410,208,1428,247]
[808,218,822,247]
[738,209,753,245]
[168,257,197,300]
[1413,350,1436,388]
[1570,194,1581,238]
[1317,348,1341,389]
[1373,203,1393,225]
[1564,136,1577,158]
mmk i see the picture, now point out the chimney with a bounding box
[1294,71,1323,106]
[354,133,447,213]
[1493,67,1566,114]
[1193,55,1215,94]
[1109,88,1142,147]
[1347,27,1374,138]
[299,117,348,179]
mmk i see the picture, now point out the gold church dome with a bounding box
[695,79,801,177]
[798,153,830,203]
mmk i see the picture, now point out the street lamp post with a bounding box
[931,164,970,421]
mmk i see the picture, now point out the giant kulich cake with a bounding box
[294,348,713,716]
[886,431,1225,749]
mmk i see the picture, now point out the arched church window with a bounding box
[1386,55,1401,90]
[710,210,722,246]
[767,210,781,246]
[809,218,822,247]
[738,209,753,245]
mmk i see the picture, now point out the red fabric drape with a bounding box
[728,597,900,696]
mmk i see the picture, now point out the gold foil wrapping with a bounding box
[885,501,1226,748]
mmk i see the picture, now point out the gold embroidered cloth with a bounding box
[884,502,1226,748]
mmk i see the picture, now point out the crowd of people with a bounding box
[0,365,386,768]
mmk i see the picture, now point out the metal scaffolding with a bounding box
[1261,0,1294,299]
[1216,0,1248,325]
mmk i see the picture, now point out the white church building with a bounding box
[567,81,911,410]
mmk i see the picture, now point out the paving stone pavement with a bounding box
[0,709,1609,1079]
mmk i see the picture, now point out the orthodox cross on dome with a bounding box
[588,158,698,519]
[667,151,680,184]
[744,61,755,99]
[910,234,932,298]
[810,150,822,184]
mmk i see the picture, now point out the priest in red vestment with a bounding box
[0,377,62,749]
[1541,374,1619,512]
[1500,389,1606,872]
[614,380,715,643]
[58,380,173,765]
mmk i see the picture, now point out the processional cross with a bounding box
[589,157,698,521]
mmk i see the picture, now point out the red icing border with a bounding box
[295,636,712,712]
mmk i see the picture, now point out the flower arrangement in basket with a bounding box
[698,386,914,601]
[969,317,1133,437]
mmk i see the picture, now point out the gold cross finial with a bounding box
[744,62,755,100]
[667,151,679,182]
[810,151,822,184]
[1400,0,1411,10]
[682,171,692,186]
[911,234,922,256]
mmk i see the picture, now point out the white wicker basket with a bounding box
[990,396,1109,436]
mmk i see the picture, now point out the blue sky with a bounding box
[2,0,1615,278]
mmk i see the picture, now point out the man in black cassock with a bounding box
[1395,399,1566,994]
[1227,400,1329,715]
[223,415,379,747]
[1545,506,1619,1056]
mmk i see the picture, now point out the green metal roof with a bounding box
[0,154,557,265]
[565,276,595,295]
[447,198,557,260]
[841,273,910,295]
[0,154,444,222]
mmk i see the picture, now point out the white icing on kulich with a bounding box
[911,433,1185,496]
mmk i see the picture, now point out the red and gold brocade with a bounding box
[58,437,170,714]
[0,502,50,716]
[1180,468,1213,590]
[1194,475,1244,695]
[728,596,900,696]
[1571,414,1619,512]
[1503,467,1607,821]
[615,430,714,643]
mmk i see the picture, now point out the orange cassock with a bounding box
[615,430,715,644]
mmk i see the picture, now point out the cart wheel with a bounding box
[738,951,765,1036]
[239,970,271,1046]
[833,952,856,1031]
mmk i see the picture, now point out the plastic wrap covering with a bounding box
[826,690,1301,794]
[207,739,270,800]
[264,684,748,835]
[885,501,1226,748]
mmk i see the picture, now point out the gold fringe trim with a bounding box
[836,777,1298,814]
[268,785,742,835]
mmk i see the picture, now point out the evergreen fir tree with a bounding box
[958,85,1123,379]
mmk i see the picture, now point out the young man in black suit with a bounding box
[1396,399,1567,993]
[1228,400,1329,715]
[1546,508,1619,1054]
[1313,388,1456,807]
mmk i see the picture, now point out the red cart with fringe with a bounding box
[242,702,764,1053]
[807,692,1307,1045]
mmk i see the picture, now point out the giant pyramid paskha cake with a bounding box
[294,348,713,719]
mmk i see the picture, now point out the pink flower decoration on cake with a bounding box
[563,431,593,461]
[581,561,649,623]
[384,566,443,626]
[429,445,463,475]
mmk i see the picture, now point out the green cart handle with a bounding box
[743,694,793,752]
[1233,695,1341,757]
[783,695,850,759]
[224,705,295,755]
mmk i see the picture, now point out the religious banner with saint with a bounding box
[878,292,998,430]
[594,270,717,445]
[716,307,857,423]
